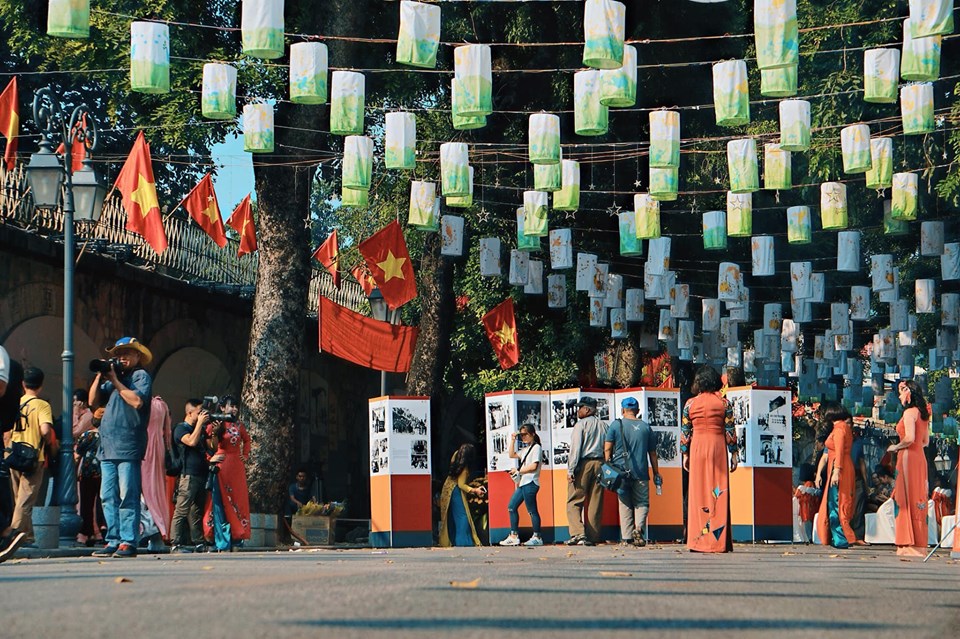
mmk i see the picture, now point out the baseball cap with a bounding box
[620,397,640,411]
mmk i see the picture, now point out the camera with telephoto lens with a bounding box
[201,395,236,423]
[89,357,122,375]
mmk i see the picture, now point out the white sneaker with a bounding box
[523,534,543,546]
[498,533,520,546]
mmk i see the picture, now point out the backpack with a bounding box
[0,359,24,434]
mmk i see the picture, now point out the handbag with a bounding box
[597,419,632,491]
[6,441,39,474]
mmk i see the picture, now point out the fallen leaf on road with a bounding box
[565,551,574,557]
[538,557,548,561]
[781,551,796,556]
[114,577,131,583]
[202,566,214,570]
[828,554,841,558]
[600,571,633,577]
[449,578,481,589]
[385,560,394,564]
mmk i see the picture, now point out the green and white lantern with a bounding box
[529,113,561,165]
[534,162,562,193]
[385,112,417,170]
[618,211,642,256]
[726,192,752,237]
[649,167,679,201]
[702,210,728,250]
[396,0,441,69]
[341,135,373,190]
[649,110,680,169]
[763,143,791,190]
[840,124,872,174]
[901,83,935,134]
[516,209,541,252]
[130,22,169,94]
[727,139,759,193]
[241,0,285,59]
[902,18,941,82]
[289,42,328,104]
[446,167,473,208]
[599,44,637,107]
[453,113,486,131]
[47,0,89,38]
[635,194,661,239]
[883,200,910,235]
[582,0,626,70]
[891,172,919,221]
[713,60,750,127]
[439,142,470,197]
[787,206,811,244]
[341,187,368,208]
[574,70,609,136]
[553,160,581,211]
[409,181,439,230]
[909,0,954,37]
[330,71,365,135]
[760,64,797,97]
[863,48,900,104]
[779,99,811,151]
[820,182,848,230]
[243,103,275,153]
[865,137,894,189]
[754,0,798,70]
[201,63,237,120]
[523,191,550,237]
[452,44,493,118]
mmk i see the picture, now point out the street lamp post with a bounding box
[25,87,106,545]
[367,288,399,396]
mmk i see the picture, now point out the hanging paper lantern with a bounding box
[882,200,909,235]
[516,209,541,251]
[341,135,372,189]
[781,318,798,352]
[241,0,284,59]
[916,279,937,313]
[553,160,581,211]
[609,308,627,339]
[548,274,567,309]
[589,263,609,299]
[890,300,909,332]
[130,22,169,94]
[644,272,664,303]
[790,261,812,300]
[341,187,367,208]
[625,289,645,322]
[672,283,690,318]
[921,221,945,256]
[599,44,637,107]
[576,253,598,291]
[713,60,750,127]
[763,303,783,336]
[786,206,811,244]
[528,114,561,165]
[840,125,872,174]
[837,231,860,272]
[702,211,727,250]
[810,272,825,303]
[942,293,960,327]
[47,0,89,38]
[289,42,328,104]
[754,0,798,70]
[649,110,680,169]
[677,320,694,350]
[574,70,609,136]
[201,63,237,120]
[658,309,676,341]
[243,103,275,153]
[879,266,900,302]
[523,191,550,237]
[760,64,798,98]
[440,215,464,257]
[452,44,493,118]
[850,286,871,321]
[752,235,775,276]
[330,71,365,135]
[649,167,679,201]
[385,112,416,170]
[509,250,530,287]
[792,296,812,323]
[727,139,759,193]
[534,163,562,193]
[647,237,671,275]
[452,113,486,131]
[702,299,720,332]
[764,143,791,190]
[634,194,661,240]
[779,99,811,151]
[396,0,441,68]
[409,181,439,231]
[525,260,544,296]
[865,137,894,189]
[871,254,894,292]
[891,172,919,220]
[605,273,624,308]
[618,211,642,257]
[446,167,473,208]
[863,48,900,104]
[901,83,935,134]
[943,242,960,280]
[549,228,573,269]
[726,192,752,237]
[582,0,626,70]
[479,238,501,277]
[590,298,608,328]
[718,262,741,302]
[820,182,848,230]
[909,0,954,38]
[439,142,470,197]
[901,18,941,82]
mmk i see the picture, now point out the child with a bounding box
[795,463,822,543]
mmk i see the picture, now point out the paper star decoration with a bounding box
[607,202,622,218]
[564,210,577,220]
[634,179,642,188]
[477,208,490,223]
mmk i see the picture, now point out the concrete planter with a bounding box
[33,506,62,549]
[248,513,266,548]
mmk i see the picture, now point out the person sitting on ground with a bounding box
[286,467,319,524]
[867,466,895,513]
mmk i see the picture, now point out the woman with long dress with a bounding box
[204,396,251,547]
[681,365,737,553]
[438,444,484,547]
[815,403,863,548]
[141,395,172,540]
[889,379,930,558]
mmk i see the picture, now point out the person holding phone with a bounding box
[499,424,543,547]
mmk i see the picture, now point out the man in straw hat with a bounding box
[88,337,153,558]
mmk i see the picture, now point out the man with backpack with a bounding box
[0,345,27,563]
[169,399,211,553]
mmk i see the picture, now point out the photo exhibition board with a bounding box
[368,396,432,477]
[724,387,793,468]
[548,388,582,469]
[613,388,682,469]
[484,391,552,473]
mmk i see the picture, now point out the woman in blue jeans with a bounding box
[499,423,543,547]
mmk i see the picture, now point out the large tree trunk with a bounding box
[406,235,455,396]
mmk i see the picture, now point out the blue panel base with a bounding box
[754,525,792,542]
[647,525,684,542]
[490,526,557,545]
[390,531,433,548]
[370,531,391,548]
[732,524,754,543]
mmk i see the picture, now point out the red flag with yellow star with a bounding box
[352,264,376,297]
[482,298,520,370]
[115,131,167,254]
[226,194,257,256]
[0,77,19,170]
[312,229,341,289]
[358,220,417,309]
[181,173,227,248]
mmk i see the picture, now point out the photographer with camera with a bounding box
[170,399,212,553]
[202,396,251,549]
[87,337,153,558]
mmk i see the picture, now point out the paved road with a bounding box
[1,543,957,638]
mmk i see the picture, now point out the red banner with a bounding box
[319,296,419,373]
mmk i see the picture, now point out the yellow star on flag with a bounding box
[377,250,407,282]
[493,321,515,346]
[201,198,220,224]
[130,173,159,218]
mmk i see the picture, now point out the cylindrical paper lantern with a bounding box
[330,71,365,135]
[534,163,561,192]
[289,42,328,104]
[440,215,464,257]
[921,220,945,256]
[916,279,936,313]
[440,142,470,197]
[752,235,775,276]
[599,44,637,107]
[130,22,169,94]
[779,99,811,151]
[883,199,909,235]
[764,303,783,336]
[781,318,798,352]
[618,211,642,257]
[516,210,541,251]
[201,63,237,120]
[574,70,609,136]
[840,125,872,173]
[863,48,900,103]
[548,274,567,308]
[891,172,919,220]
[553,160,581,211]
[754,0,798,70]
[837,231,860,272]
[453,113,486,131]
[549,228,573,269]
[452,45,493,118]
[408,181,439,231]
[865,137,894,189]
[446,166,474,208]
[702,298,720,332]
[713,60,750,126]
[626,289,645,322]
[590,263,609,298]
[605,273,624,308]
[718,262,741,302]
[810,272,825,303]
[509,250,530,287]
[341,135,372,189]
[703,211,727,250]
[880,267,900,302]
[658,309,676,341]
[678,320,695,350]
[647,237,671,276]
[943,242,960,280]
[582,0,626,70]
[396,0,441,68]
[385,112,416,170]
[909,0,954,38]
[871,254,894,292]
[635,194,661,239]
[942,293,960,327]
[577,253,598,291]
[902,18,941,82]
[792,297,812,323]
[786,206,811,244]
[611,308,628,339]
[525,260,544,296]
[243,103,275,153]
[590,298,608,328]
[341,187,368,208]
[727,139,759,193]
[820,182,848,230]
[901,83,935,134]
[727,192,752,237]
[241,0,284,59]
[764,143,791,190]
[671,283,690,318]
[649,167,679,201]
[890,299,910,332]
[47,0,89,38]
[850,286,871,321]
[529,113,561,165]
[649,110,680,169]
[790,261,812,300]
[760,64,798,97]
[479,238,501,277]
[523,191,550,237]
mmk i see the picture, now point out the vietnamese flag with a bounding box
[55,112,87,174]
[313,229,341,289]
[181,174,227,247]
[227,194,257,256]
[482,298,520,370]
[0,77,19,170]
[352,264,376,297]
[358,220,417,309]
[115,131,168,254]
[319,296,419,373]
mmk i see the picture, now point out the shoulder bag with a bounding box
[5,398,40,474]
[598,419,633,491]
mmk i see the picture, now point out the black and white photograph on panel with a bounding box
[371,407,386,434]
[410,439,429,470]
[516,400,542,430]
[392,406,428,435]
[759,433,786,465]
[552,398,578,430]
[653,429,679,464]
[646,396,679,428]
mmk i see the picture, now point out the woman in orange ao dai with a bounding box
[889,379,930,558]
